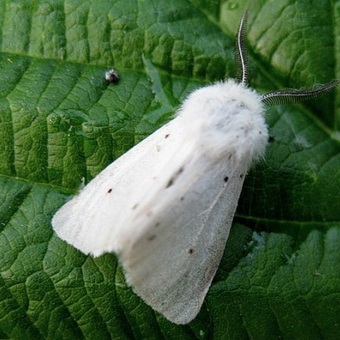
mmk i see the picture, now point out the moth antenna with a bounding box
[261,80,340,106]
[235,12,249,86]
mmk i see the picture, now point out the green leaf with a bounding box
[0,0,339,338]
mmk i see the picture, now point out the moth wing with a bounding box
[52,115,187,256]
[120,153,248,324]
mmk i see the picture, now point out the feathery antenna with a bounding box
[261,80,340,106]
[235,12,249,86]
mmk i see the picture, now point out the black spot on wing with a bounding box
[166,166,185,188]
[166,178,174,188]
[224,176,229,183]
[147,235,156,241]
[188,248,194,254]
[107,188,113,193]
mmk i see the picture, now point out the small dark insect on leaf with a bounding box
[105,69,120,84]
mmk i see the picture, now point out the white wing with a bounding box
[120,152,248,324]
[52,114,187,256]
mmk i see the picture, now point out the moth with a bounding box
[52,14,339,324]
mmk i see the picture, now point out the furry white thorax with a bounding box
[178,80,268,163]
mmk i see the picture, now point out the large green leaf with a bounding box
[0,0,339,338]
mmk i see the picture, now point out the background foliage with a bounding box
[0,0,339,339]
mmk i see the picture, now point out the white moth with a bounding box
[52,14,339,324]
